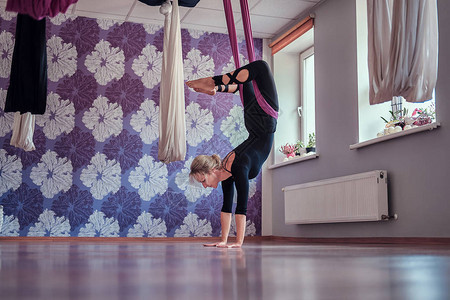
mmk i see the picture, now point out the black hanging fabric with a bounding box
[4,14,47,114]
[138,0,200,7]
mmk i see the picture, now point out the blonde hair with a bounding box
[189,154,221,182]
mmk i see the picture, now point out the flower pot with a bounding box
[306,147,315,153]
[286,153,295,158]
[296,148,306,156]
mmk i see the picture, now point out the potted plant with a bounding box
[380,108,408,129]
[306,133,315,153]
[295,140,305,156]
[411,103,435,126]
[378,103,436,137]
[279,143,298,158]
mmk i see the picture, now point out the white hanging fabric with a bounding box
[10,112,36,151]
[367,0,393,104]
[367,0,438,104]
[388,0,438,103]
[158,0,186,163]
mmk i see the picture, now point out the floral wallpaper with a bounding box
[0,8,263,237]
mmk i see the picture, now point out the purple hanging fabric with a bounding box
[6,0,78,20]
[222,0,244,105]
[223,0,278,119]
[138,0,200,8]
[239,0,278,119]
[240,0,255,62]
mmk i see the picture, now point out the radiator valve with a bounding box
[381,213,398,221]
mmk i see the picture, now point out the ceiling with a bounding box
[65,0,320,40]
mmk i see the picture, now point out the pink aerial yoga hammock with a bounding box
[222,0,278,120]
[6,0,78,20]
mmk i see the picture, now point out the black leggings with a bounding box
[214,60,278,216]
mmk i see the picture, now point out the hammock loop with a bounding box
[159,0,172,15]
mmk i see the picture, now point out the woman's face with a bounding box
[194,170,220,189]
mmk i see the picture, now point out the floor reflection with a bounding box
[1,241,450,299]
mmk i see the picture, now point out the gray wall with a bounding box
[270,0,450,238]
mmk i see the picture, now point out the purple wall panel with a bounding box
[0,10,262,237]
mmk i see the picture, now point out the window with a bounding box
[272,28,316,165]
[300,47,315,149]
[355,0,437,145]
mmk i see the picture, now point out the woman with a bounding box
[187,60,278,248]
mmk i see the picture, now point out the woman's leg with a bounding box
[186,70,249,92]
[186,60,275,95]
[186,77,215,93]
[216,84,239,93]
[203,212,232,247]
[192,84,239,95]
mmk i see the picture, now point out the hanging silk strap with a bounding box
[10,112,36,151]
[223,0,278,119]
[158,0,186,163]
[222,0,244,105]
[239,0,255,62]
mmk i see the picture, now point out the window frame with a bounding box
[299,46,315,147]
[269,29,318,168]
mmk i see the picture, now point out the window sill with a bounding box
[268,153,319,170]
[350,122,440,150]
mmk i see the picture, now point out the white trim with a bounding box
[350,122,440,150]
[262,39,273,236]
[268,153,318,170]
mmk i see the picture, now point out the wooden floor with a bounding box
[1,238,450,300]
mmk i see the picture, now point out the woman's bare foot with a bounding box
[194,87,216,96]
[186,77,215,92]
[204,241,227,247]
[226,243,242,248]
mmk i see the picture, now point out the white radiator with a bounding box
[283,170,388,224]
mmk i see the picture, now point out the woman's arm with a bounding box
[233,173,249,216]
[221,177,235,213]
